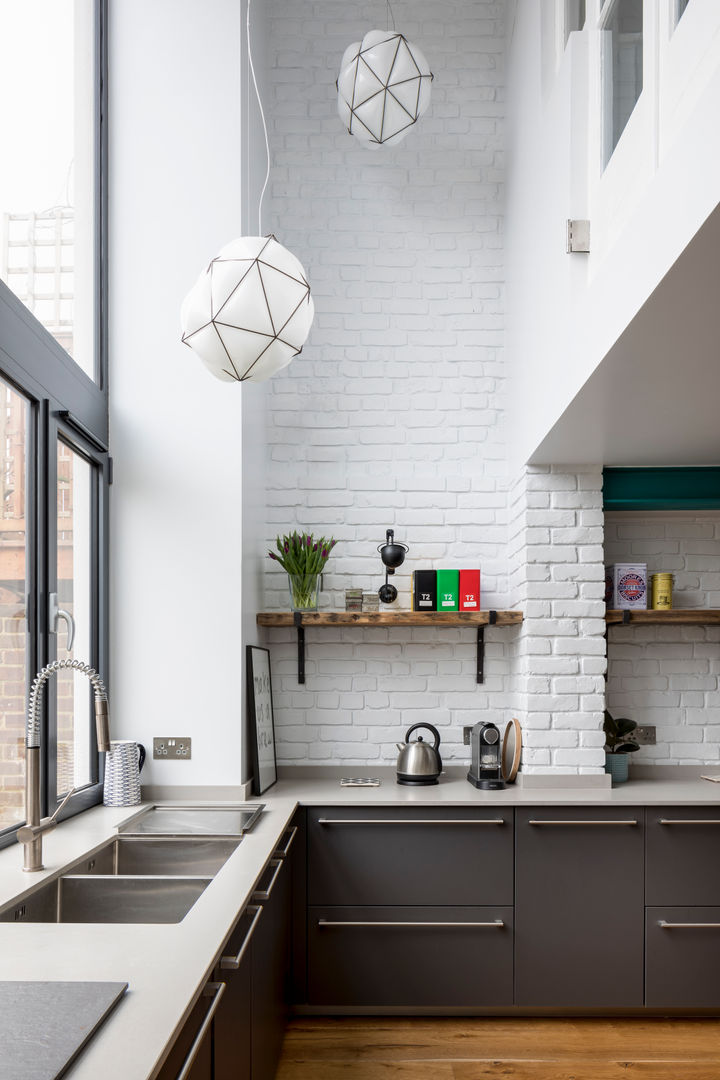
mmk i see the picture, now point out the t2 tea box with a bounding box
[436,569,459,611]
[412,570,437,611]
[459,569,480,611]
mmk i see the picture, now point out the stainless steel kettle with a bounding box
[396,723,442,786]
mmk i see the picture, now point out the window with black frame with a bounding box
[0,0,108,846]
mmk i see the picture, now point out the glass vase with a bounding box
[288,573,320,611]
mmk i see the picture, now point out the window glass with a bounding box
[603,0,643,166]
[0,380,29,830]
[56,440,94,797]
[0,0,96,380]
[565,0,586,44]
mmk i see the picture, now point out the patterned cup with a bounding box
[103,741,146,807]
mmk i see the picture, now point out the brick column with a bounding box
[510,466,607,774]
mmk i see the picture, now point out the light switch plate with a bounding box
[153,737,192,760]
[634,725,656,746]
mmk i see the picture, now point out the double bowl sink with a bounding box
[0,804,264,925]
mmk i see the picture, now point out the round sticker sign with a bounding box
[618,573,646,603]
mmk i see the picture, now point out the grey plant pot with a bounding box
[605,752,630,784]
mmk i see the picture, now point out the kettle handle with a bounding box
[404,723,441,751]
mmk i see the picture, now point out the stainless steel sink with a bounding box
[68,837,241,877]
[0,875,212,924]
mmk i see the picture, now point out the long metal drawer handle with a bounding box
[318,919,504,929]
[176,981,226,1080]
[252,858,283,901]
[317,818,505,826]
[659,819,720,825]
[220,905,263,971]
[275,825,298,858]
[659,921,720,929]
[528,819,638,826]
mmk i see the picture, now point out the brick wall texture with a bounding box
[605,513,720,764]
[259,0,513,766]
[253,2,713,774]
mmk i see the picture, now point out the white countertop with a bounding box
[267,767,720,806]
[0,797,298,1080]
[1,770,719,1079]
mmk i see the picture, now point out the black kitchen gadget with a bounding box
[377,528,409,604]
[467,721,506,790]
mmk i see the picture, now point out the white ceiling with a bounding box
[529,201,720,466]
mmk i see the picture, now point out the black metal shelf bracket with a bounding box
[292,609,502,686]
[622,609,631,624]
[477,610,497,684]
[294,611,306,684]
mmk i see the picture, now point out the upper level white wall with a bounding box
[506,0,720,470]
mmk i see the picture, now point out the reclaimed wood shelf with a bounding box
[256,609,523,684]
[605,609,720,626]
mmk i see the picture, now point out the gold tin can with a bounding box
[651,573,673,610]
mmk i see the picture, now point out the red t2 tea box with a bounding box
[459,569,480,611]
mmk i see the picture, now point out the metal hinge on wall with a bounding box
[566,219,590,253]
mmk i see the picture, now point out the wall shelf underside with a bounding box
[605,609,720,626]
[256,610,523,684]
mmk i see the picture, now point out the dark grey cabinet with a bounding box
[646,808,720,906]
[306,805,514,1008]
[212,906,259,1080]
[308,905,513,1006]
[515,807,645,1007]
[308,806,513,906]
[646,907,720,1007]
[251,850,292,1080]
[155,984,219,1080]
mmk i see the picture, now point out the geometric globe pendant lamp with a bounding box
[180,235,314,383]
[337,29,433,147]
[180,0,314,384]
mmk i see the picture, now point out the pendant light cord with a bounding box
[386,0,396,31]
[247,0,271,236]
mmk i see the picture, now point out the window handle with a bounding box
[49,593,75,652]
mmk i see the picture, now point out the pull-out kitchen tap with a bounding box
[18,659,110,872]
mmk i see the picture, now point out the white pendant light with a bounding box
[181,0,313,383]
[337,28,433,147]
[180,236,314,383]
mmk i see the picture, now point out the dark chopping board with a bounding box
[0,981,128,1080]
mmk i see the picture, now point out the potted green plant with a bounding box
[603,709,640,783]
[268,531,337,611]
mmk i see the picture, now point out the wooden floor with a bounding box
[276,1017,720,1080]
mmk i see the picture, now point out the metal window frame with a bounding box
[0,0,108,850]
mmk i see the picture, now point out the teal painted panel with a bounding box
[603,468,720,511]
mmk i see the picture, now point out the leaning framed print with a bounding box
[247,645,278,795]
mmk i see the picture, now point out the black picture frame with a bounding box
[247,645,277,795]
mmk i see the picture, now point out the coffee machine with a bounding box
[467,721,505,790]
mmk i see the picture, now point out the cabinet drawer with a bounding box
[646,808,720,905]
[307,807,513,905]
[308,905,513,1006]
[515,808,644,1007]
[646,907,720,1007]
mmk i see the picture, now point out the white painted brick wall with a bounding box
[510,466,607,775]
[605,513,720,764]
[261,0,512,765]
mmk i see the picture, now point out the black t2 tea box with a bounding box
[412,569,437,611]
